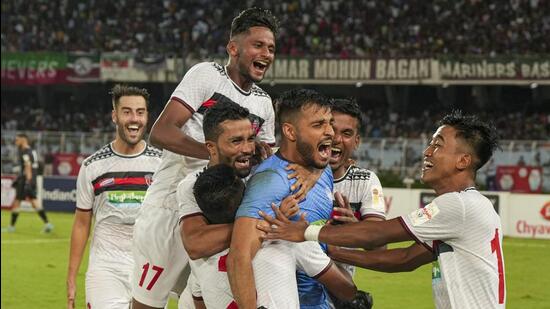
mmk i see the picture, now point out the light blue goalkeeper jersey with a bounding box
[236,151,334,308]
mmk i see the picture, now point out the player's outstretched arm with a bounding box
[180,216,233,260]
[67,209,92,309]
[317,263,357,302]
[328,242,433,273]
[227,217,263,309]
[149,99,209,159]
[258,204,412,249]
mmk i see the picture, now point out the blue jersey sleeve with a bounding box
[236,170,291,219]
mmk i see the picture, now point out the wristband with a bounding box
[304,225,322,241]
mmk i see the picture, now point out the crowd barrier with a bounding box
[2,175,548,239]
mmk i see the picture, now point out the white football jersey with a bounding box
[76,142,161,268]
[333,165,386,277]
[333,165,386,220]
[176,167,205,220]
[190,241,332,309]
[400,189,506,309]
[144,62,275,209]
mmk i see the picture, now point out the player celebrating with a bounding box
[259,111,506,309]
[2,133,53,233]
[67,85,161,309]
[227,89,338,309]
[330,98,386,225]
[188,164,356,309]
[132,8,279,309]
[177,101,259,263]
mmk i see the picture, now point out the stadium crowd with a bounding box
[2,0,548,57]
[2,103,548,140]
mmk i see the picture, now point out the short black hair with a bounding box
[16,133,28,140]
[230,7,279,38]
[110,84,150,109]
[276,89,332,129]
[202,98,251,142]
[193,164,245,224]
[331,98,362,130]
[438,110,500,171]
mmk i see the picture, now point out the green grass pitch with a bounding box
[2,211,549,308]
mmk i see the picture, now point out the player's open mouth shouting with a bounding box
[253,59,270,75]
[234,154,252,170]
[330,146,342,162]
[318,139,333,161]
[127,124,142,137]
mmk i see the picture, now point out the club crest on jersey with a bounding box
[144,173,154,186]
[99,177,115,188]
[410,203,440,226]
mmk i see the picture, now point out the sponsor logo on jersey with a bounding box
[410,202,440,226]
[541,202,550,221]
[107,190,146,208]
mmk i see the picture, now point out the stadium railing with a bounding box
[1,130,548,190]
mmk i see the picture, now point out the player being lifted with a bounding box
[259,111,506,309]
[67,85,161,309]
[131,7,281,309]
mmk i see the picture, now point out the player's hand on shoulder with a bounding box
[332,192,358,223]
[286,164,323,201]
[277,195,300,218]
[257,204,308,242]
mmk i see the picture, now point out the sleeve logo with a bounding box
[410,203,440,226]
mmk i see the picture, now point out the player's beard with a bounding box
[116,124,144,146]
[296,134,327,169]
[237,52,263,83]
[218,149,252,178]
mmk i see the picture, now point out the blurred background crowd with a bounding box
[2,0,549,57]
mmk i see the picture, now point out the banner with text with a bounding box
[42,176,77,212]
[1,52,68,85]
[438,56,549,81]
[3,53,549,85]
[507,195,550,239]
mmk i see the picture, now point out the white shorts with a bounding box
[86,267,132,309]
[132,201,190,307]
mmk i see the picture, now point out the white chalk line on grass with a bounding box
[1,238,69,245]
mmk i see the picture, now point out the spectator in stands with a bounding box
[2,0,548,57]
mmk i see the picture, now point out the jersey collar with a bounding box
[224,65,252,96]
[333,164,355,183]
